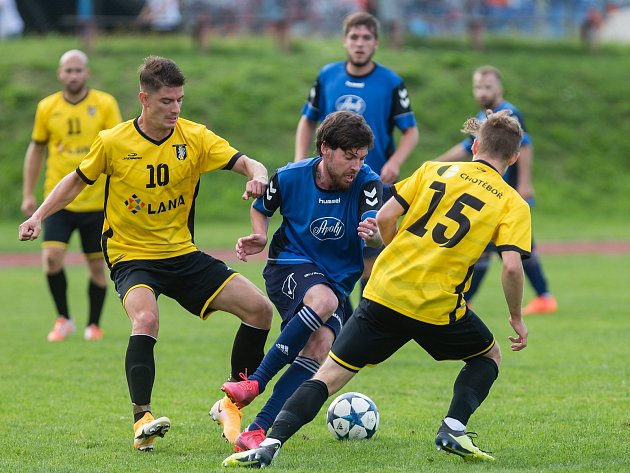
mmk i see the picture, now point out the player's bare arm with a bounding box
[231,155,268,200]
[19,171,87,241]
[435,143,470,163]
[235,206,269,262]
[515,145,534,201]
[375,197,405,246]
[21,142,47,217]
[294,116,317,162]
[500,250,528,351]
[380,126,419,184]
[358,217,382,248]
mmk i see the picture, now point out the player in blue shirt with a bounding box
[436,65,557,315]
[295,11,419,297]
[211,111,383,452]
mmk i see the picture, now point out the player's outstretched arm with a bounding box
[231,155,268,200]
[21,142,46,218]
[19,171,87,241]
[501,250,528,351]
[435,143,470,162]
[235,206,269,262]
[380,126,419,184]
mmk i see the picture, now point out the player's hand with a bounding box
[242,177,268,200]
[380,160,400,185]
[18,217,42,241]
[235,233,267,262]
[358,217,381,247]
[21,196,37,218]
[508,317,528,351]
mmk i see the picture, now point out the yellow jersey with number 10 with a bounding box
[364,160,531,325]
[77,117,242,267]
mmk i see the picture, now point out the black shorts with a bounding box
[362,184,393,260]
[110,251,238,319]
[43,209,103,256]
[329,299,495,372]
[263,263,347,337]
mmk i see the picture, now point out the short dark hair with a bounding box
[138,56,185,92]
[343,12,380,39]
[316,111,374,154]
[462,109,523,160]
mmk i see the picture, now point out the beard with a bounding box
[325,159,354,191]
[348,51,374,69]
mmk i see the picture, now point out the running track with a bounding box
[1,241,630,268]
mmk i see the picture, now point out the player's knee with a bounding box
[250,295,273,329]
[131,309,159,334]
[305,294,338,321]
[44,254,64,273]
[485,343,502,368]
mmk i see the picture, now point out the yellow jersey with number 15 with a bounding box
[77,117,242,267]
[32,89,122,212]
[364,160,531,325]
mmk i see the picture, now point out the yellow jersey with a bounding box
[364,160,531,325]
[77,117,243,266]
[32,89,122,212]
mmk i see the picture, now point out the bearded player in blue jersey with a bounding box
[437,65,557,315]
[295,11,419,297]
[210,111,383,453]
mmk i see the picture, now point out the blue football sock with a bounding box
[251,305,322,392]
[249,356,320,432]
[522,249,549,296]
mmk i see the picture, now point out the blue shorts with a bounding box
[263,262,347,337]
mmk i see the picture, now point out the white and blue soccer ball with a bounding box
[326,392,379,440]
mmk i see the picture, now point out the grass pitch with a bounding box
[0,252,628,472]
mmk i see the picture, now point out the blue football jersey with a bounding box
[301,61,417,176]
[460,100,532,189]
[253,158,383,295]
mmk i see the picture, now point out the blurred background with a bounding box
[4,0,630,47]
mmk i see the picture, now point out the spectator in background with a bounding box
[262,0,292,52]
[21,50,122,342]
[436,65,557,315]
[182,0,239,52]
[138,0,183,32]
[0,0,24,38]
[464,0,487,50]
[376,0,404,48]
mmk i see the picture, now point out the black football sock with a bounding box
[230,323,270,380]
[134,410,151,423]
[47,270,69,318]
[268,379,329,445]
[447,356,499,425]
[88,280,106,326]
[125,335,156,407]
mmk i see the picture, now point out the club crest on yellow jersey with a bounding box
[173,144,187,160]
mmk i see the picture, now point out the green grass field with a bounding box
[1,251,628,472]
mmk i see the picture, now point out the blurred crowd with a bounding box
[3,0,626,46]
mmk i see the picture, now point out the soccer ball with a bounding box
[326,392,379,440]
